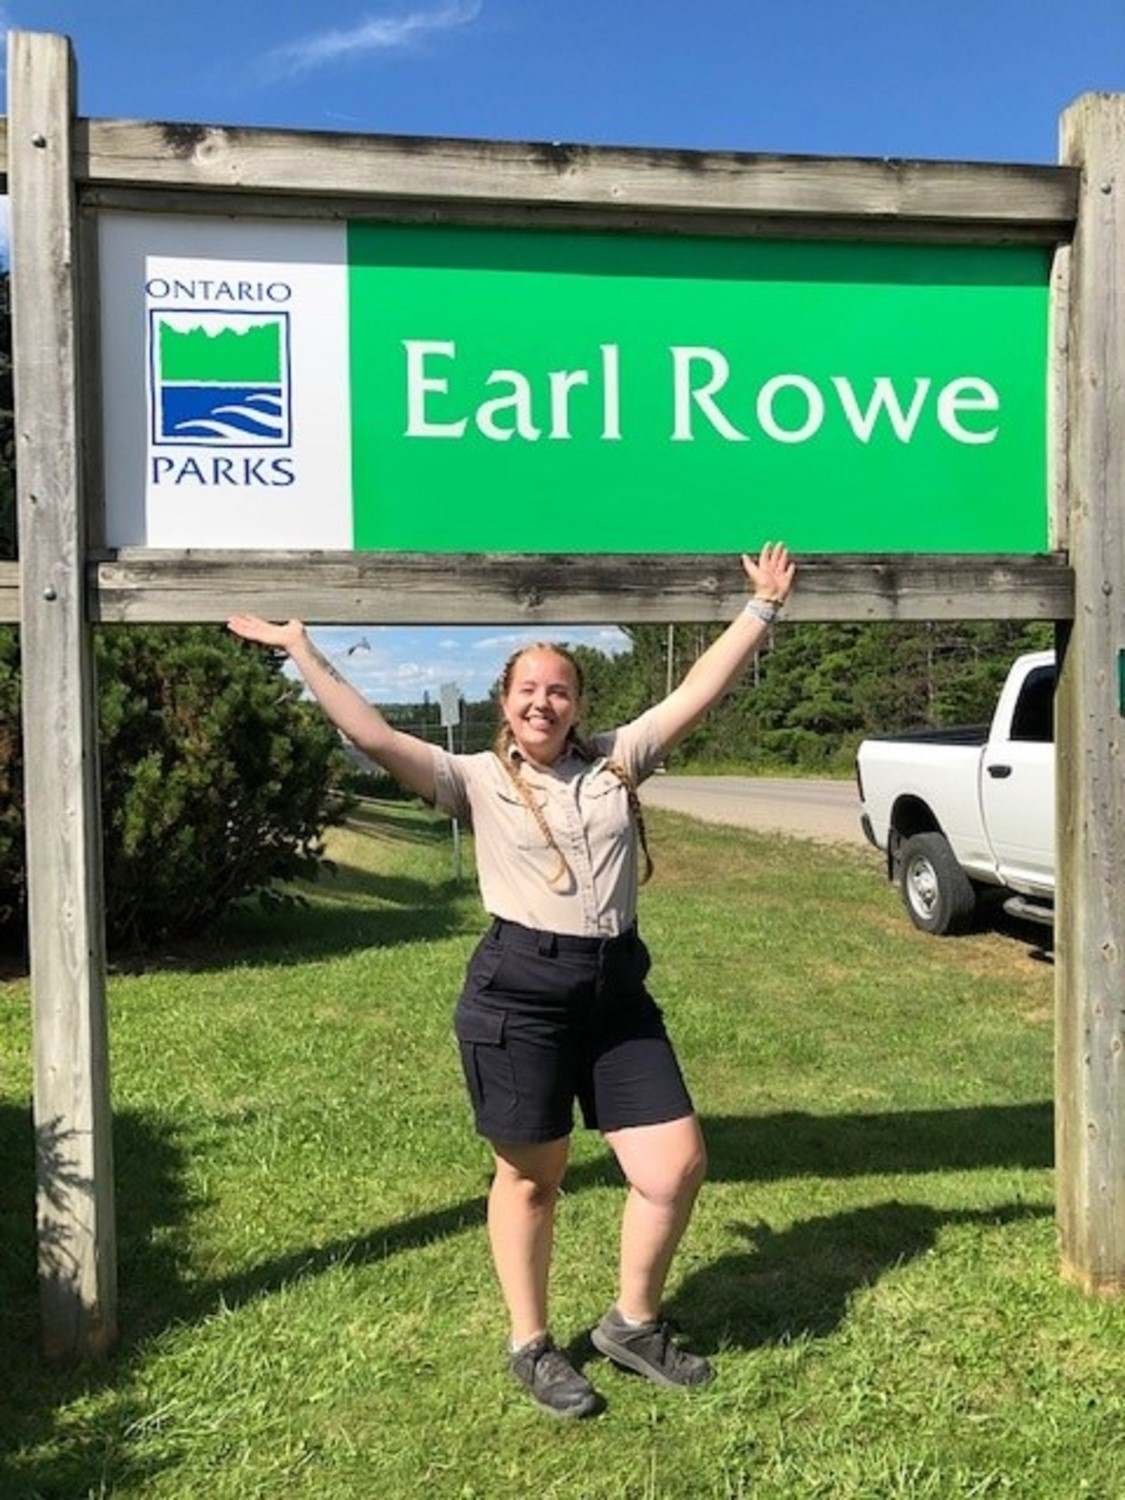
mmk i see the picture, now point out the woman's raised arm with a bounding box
[227,615,437,802]
[649,543,795,754]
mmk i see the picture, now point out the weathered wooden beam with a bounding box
[10,31,116,1358]
[2,553,1080,626]
[63,121,1078,235]
[2,115,1056,241]
[88,551,1073,626]
[1056,95,1125,1296]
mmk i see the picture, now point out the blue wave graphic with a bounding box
[159,384,288,445]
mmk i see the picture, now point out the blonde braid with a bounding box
[495,723,572,888]
[602,758,654,886]
[562,722,653,883]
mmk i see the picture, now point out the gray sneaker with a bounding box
[591,1308,714,1389]
[509,1334,602,1418]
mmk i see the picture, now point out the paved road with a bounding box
[640,774,869,847]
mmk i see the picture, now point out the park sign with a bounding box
[28,31,1125,1373]
[100,213,1050,553]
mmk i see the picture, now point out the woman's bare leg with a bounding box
[603,1115,707,1321]
[487,1136,571,1345]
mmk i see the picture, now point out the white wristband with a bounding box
[743,597,780,626]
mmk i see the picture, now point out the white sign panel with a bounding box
[99,214,352,548]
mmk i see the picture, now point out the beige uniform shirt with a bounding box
[430,708,665,937]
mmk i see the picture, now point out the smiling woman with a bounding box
[499,646,581,764]
[226,542,796,1419]
[489,642,654,891]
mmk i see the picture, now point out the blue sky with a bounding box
[6,0,1124,700]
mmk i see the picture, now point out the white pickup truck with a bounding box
[856,650,1055,935]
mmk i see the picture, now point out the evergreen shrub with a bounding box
[0,625,347,949]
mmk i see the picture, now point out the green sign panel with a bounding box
[347,225,1049,554]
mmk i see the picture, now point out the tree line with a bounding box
[570,617,1054,770]
[374,615,1053,778]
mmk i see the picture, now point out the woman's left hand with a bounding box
[742,542,795,604]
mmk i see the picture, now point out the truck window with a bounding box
[1010,665,1056,743]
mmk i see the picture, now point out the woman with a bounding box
[228,542,795,1419]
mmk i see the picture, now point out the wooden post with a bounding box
[10,32,117,1356]
[1056,94,1125,1294]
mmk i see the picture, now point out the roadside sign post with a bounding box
[439,682,463,879]
[9,32,117,1360]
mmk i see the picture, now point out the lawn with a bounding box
[1,800,1121,1499]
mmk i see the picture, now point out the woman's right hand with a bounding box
[227,614,307,653]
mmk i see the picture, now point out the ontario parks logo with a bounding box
[149,308,292,448]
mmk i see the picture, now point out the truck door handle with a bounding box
[987,764,1013,779]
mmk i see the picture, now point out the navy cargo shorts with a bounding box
[453,916,695,1145]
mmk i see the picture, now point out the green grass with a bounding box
[1,800,1118,1498]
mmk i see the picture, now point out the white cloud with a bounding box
[291,624,630,704]
[471,631,541,654]
[261,1,482,81]
[472,626,630,657]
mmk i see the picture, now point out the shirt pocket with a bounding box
[494,784,553,852]
[581,776,633,850]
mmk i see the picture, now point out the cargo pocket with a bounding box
[454,1002,517,1123]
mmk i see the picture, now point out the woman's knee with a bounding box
[661,1136,707,1201]
[683,1134,708,1192]
[612,1118,707,1206]
[491,1138,570,1206]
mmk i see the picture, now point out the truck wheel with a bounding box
[898,832,977,935]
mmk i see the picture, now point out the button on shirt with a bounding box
[429,708,665,937]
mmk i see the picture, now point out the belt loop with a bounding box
[490,917,504,940]
[537,930,557,957]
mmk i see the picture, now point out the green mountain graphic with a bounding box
[159,320,283,383]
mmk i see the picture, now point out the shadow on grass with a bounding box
[975,896,1055,962]
[110,846,477,977]
[142,869,472,973]
[343,799,456,847]
[670,1103,1054,1351]
[0,1104,193,1499]
[668,1197,1053,1353]
[0,1098,1053,1494]
[142,1103,1053,1332]
[701,1102,1053,1180]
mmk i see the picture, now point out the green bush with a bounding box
[0,624,347,949]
